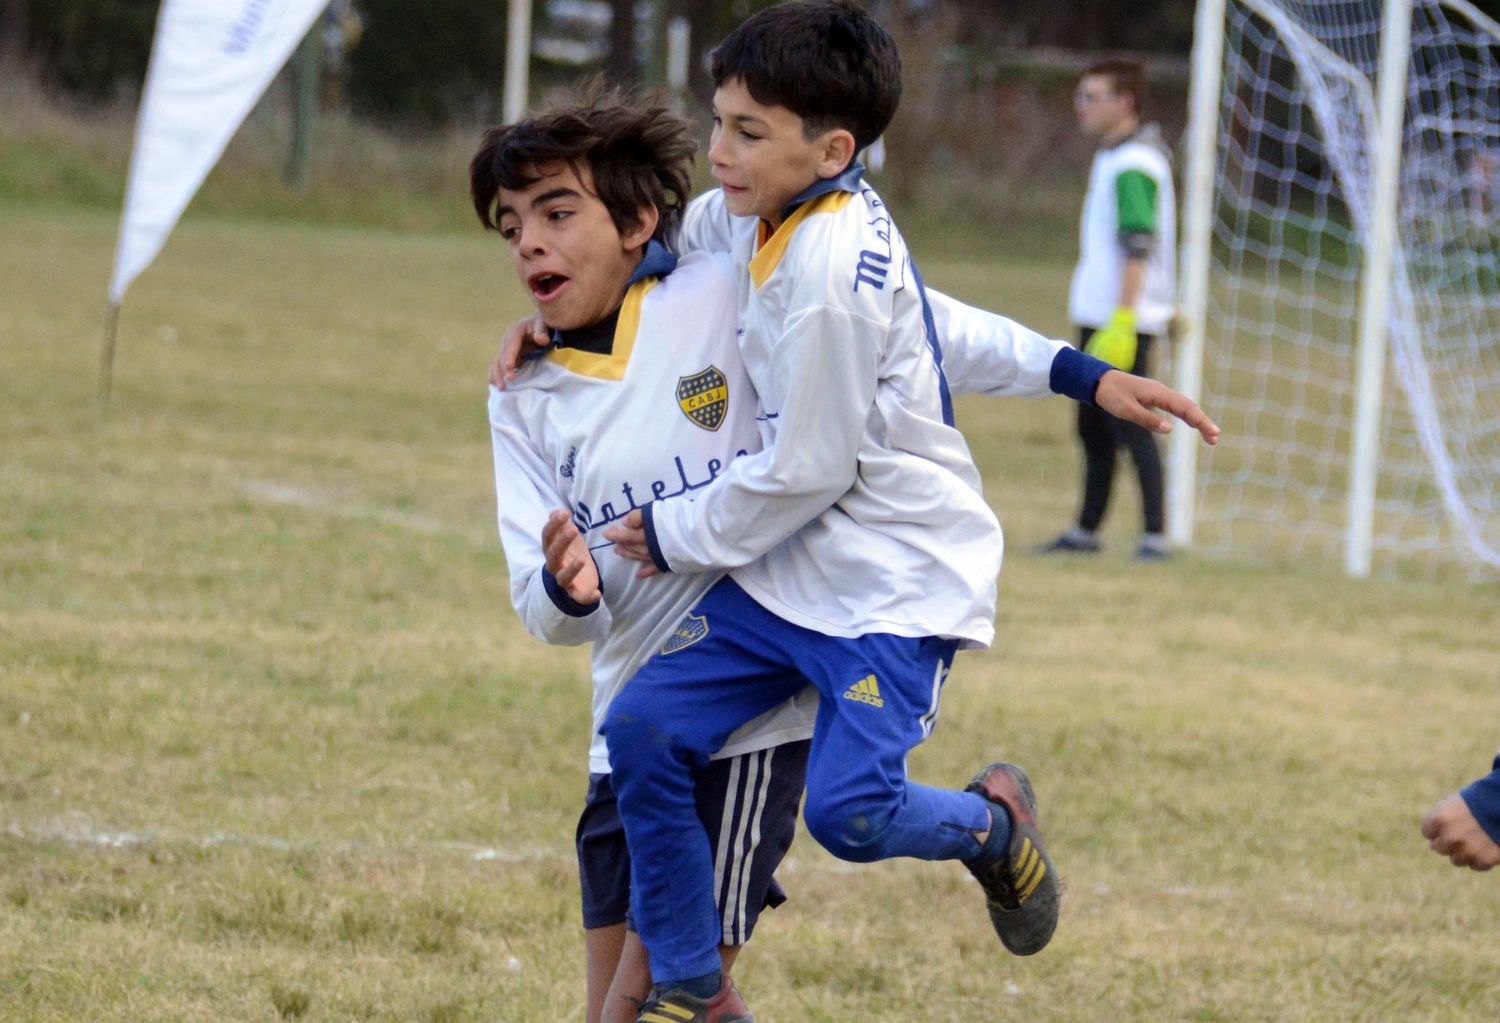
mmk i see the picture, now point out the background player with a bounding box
[1043,58,1178,560]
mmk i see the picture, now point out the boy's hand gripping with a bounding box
[603,509,660,579]
[489,313,552,389]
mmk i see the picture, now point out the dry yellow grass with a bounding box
[2,199,1498,1022]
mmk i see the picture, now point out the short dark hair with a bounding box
[469,91,695,246]
[711,0,901,153]
[1084,59,1146,115]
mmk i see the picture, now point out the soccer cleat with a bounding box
[635,977,753,1023]
[964,762,1061,956]
[1134,535,1171,561]
[1039,530,1100,554]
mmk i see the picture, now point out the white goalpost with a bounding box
[1172,0,1500,577]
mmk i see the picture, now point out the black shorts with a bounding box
[575,739,810,946]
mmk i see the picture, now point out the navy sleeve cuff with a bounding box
[1461,762,1500,846]
[542,567,601,618]
[639,502,673,574]
[1050,345,1113,405]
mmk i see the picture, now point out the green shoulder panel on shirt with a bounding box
[1115,169,1158,235]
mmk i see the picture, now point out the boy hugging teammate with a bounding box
[600,4,1213,1021]
[480,7,1217,1022]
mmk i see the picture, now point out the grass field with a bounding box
[3,195,1500,1023]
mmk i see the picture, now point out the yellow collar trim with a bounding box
[748,191,854,288]
[545,277,660,381]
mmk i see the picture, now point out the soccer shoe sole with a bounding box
[965,762,1061,956]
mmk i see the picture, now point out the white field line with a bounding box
[1,813,1251,904]
[2,812,566,864]
[237,478,493,547]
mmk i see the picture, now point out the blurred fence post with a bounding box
[643,0,669,86]
[0,0,28,69]
[504,0,531,122]
[608,0,634,84]
[666,14,690,111]
[284,25,320,187]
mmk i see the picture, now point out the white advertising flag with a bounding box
[108,0,330,302]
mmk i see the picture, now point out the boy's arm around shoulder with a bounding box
[488,387,613,646]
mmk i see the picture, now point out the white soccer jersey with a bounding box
[648,172,1104,649]
[1068,126,1177,334]
[488,248,817,774]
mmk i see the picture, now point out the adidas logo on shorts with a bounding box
[842,674,884,708]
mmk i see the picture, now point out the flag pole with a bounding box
[100,300,122,403]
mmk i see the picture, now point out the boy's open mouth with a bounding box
[528,272,570,301]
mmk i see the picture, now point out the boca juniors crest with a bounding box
[676,365,728,431]
[661,613,709,654]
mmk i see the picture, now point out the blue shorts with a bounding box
[575,739,809,945]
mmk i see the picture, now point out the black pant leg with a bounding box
[1119,334,1165,534]
[1074,328,1165,535]
[1074,327,1117,532]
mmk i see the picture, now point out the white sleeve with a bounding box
[489,388,614,646]
[677,189,735,256]
[645,303,878,573]
[926,287,1066,397]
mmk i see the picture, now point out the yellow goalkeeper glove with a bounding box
[1085,307,1138,371]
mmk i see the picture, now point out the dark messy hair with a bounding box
[469,89,695,246]
[711,0,901,153]
[1084,58,1147,115]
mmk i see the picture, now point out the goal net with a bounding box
[1177,0,1500,576]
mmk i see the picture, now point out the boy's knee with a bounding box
[803,793,896,864]
[600,693,661,759]
[600,691,711,768]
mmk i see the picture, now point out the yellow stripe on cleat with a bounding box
[1018,860,1047,901]
[1014,850,1042,896]
[1011,845,1038,882]
[641,1013,686,1023]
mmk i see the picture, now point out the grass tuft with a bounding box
[269,984,312,1020]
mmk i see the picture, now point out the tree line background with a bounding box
[0,1,1219,235]
[1,0,1199,122]
[0,1,1261,254]
[7,0,1500,231]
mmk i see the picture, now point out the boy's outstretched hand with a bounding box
[1094,370,1220,445]
[543,509,602,605]
[489,313,552,389]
